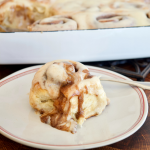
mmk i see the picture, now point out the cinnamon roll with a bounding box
[0,0,54,31]
[72,11,150,29]
[29,60,109,133]
[28,15,77,31]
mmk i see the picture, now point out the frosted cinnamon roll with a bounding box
[28,15,77,31]
[29,60,109,133]
[72,11,150,29]
[0,0,53,31]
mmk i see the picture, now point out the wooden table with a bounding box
[0,64,150,150]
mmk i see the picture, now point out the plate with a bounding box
[0,65,148,149]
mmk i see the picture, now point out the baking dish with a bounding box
[1,26,150,64]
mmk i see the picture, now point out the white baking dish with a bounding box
[0,26,150,64]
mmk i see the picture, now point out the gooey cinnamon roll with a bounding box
[28,15,77,31]
[29,60,109,133]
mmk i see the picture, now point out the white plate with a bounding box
[0,65,148,149]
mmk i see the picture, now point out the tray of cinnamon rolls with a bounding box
[1,0,150,32]
[1,0,150,64]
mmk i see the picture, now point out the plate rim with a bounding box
[0,65,148,149]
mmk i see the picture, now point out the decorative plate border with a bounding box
[0,67,145,148]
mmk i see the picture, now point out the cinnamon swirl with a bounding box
[28,15,77,31]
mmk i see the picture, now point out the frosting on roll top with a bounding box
[33,60,89,99]
[46,63,70,83]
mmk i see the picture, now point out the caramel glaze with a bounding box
[50,93,73,132]
[76,70,93,120]
[76,92,84,119]
[40,62,92,133]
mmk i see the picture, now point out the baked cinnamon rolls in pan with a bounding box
[1,0,150,31]
[29,60,109,133]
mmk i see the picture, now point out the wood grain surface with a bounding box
[0,64,150,150]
